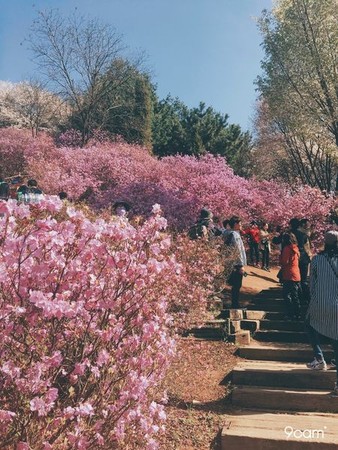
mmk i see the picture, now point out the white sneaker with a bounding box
[306,358,327,370]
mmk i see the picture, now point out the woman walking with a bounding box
[305,231,338,397]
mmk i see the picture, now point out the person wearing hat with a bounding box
[112,201,131,218]
[305,230,338,397]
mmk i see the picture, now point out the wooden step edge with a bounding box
[222,411,338,449]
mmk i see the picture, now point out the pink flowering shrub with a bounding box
[0,128,34,177]
[56,129,83,148]
[0,199,183,449]
[0,129,336,242]
[166,235,228,330]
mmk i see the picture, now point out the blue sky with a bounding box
[0,0,272,131]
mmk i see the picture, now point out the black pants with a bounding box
[231,269,243,308]
[299,260,310,305]
[249,242,259,265]
[282,280,301,318]
[261,247,270,269]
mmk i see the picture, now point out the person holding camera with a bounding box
[259,222,271,271]
[225,216,247,309]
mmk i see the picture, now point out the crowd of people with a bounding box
[0,176,73,204]
[0,176,44,203]
[190,208,338,396]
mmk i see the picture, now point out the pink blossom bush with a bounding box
[165,235,227,330]
[0,128,34,177]
[0,199,183,449]
[0,129,336,241]
[55,129,83,148]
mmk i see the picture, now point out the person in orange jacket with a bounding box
[280,233,301,320]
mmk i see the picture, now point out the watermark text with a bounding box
[284,426,326,440]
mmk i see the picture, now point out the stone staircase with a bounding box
[221,287,338,449]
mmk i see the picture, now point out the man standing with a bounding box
[226,216,247,308]
[243,220,260,266]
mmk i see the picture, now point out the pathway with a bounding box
[222,284,338,449]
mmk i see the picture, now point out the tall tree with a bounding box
[152,96,189,156]
[256,0,338,191]
[0,80,68,136]
[87,61,154,149]
[252,99,335,188]
[28,9,143,146]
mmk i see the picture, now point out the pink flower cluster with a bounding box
[0,129,335,242]
[0,198,181,449]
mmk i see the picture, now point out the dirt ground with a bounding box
[239,265,280,305]
[158,266,280,450]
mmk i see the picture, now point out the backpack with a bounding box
[188,221,205,240]
[224,231,235,246]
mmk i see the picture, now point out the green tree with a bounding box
[152,96,252,175]
[76,60,154,149]
[152,96,189,156]
[256,0,338,191]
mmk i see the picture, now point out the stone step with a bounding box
[220,310,301,321]
[204,319,227,327]
[248,302,308,313]
[231,385,338,413]
[238,342,334,362]
[254,330,330,344]
[187,327,224,339]
[260,319,305,332]
[253,294,284,302]
[222,411,338,450]
[232,360,336,390]
[265,312,289,320]
[185,319,227,340]
[246,302,286,312]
